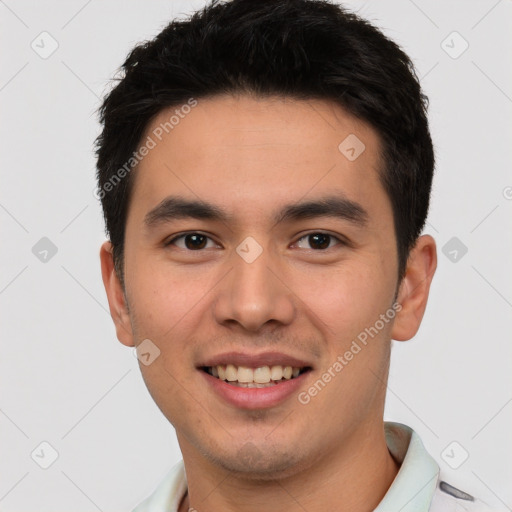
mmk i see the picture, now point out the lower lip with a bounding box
[200,370,310,410]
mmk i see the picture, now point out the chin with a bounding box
[202,442,311,481]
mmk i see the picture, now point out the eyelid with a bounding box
[292,231,347,250]
[164,231,221,248]
[164,230,349,250]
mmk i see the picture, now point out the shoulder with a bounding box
[429,479,495,511]
[132,461,187,512]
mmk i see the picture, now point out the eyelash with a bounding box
[164,231,346,251]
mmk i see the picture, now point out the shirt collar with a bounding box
[375,422,439,511]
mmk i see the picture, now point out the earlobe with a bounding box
[99,241,135,347]
[391,235,437,342]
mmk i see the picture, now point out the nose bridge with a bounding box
[213,239,295,331]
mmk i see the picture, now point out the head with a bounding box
[97,0,436,478]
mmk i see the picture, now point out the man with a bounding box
[95,0,492,510]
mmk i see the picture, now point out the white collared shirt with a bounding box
[132,422,493,511]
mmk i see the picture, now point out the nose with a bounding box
[212,243,295,333]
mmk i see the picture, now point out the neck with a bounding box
[178,421,400,512]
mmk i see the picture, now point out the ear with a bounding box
[391,234,437,341]
[99,241,135,347]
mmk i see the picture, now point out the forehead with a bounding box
[129,94,390,230]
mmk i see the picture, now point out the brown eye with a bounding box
[183,234,207,249]
[309,233,330,249]
[165,233,217,250]
[295,232,343,250]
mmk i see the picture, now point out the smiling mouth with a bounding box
[201,364,312,388]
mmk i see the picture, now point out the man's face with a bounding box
[113,95,403,477]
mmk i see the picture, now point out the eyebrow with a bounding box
[144,195,369,229]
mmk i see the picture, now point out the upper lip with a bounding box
[198,351,313,369]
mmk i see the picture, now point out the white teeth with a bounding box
[225,364,238,381]
[229,381,278,388]
[207,364,304,384]
[250,382,271,388]
[237,366,254,383]
[270,365,283,380]
[254,366,271,383]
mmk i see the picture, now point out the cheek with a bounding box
[292,261,392,342]
[138,361,193,431]
[127,258,207,340]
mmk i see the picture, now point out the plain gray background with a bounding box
[1,0,511,510]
